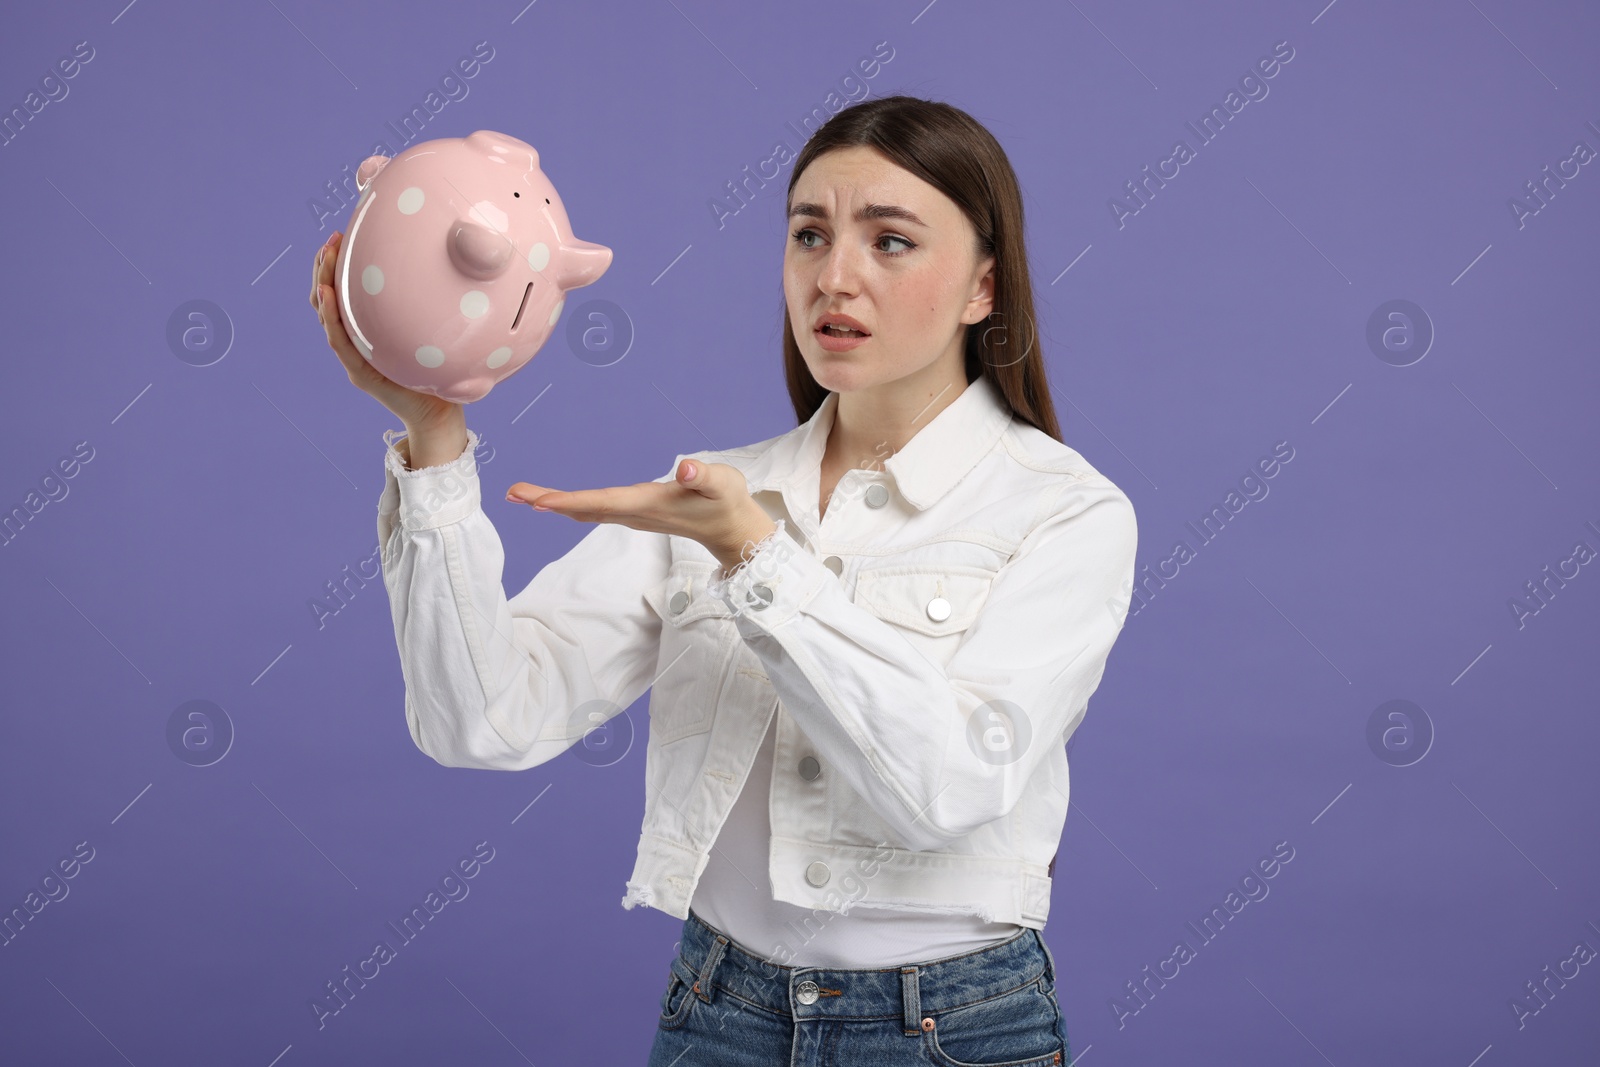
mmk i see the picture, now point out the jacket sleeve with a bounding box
[376,428,674,770]
[709,473,1138,851]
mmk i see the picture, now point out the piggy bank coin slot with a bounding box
[511,281,534,331]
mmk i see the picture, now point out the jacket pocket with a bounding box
[852,564,997,665]
[644,558,738,745]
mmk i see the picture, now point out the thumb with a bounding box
[678,459,714,495]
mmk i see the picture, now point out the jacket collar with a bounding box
[742,373,1013,512]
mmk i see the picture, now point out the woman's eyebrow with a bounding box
[788,201,928,228]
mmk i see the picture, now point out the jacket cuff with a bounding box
[379,427,483,531]
[707,521,832,629]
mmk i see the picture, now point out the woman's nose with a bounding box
[817,244,862,295]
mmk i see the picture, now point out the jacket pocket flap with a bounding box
[853,564,996,636]
[648,559,736,628]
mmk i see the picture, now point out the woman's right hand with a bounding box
[310,230,464,435]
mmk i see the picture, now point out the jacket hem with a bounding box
[619,829,1052,928]
[766,835,1053,928]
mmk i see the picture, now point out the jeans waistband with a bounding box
[671,908,1056,1032]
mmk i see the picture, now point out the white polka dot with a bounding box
[415,345,445,368]
[548,299,564,326]
[527,242,550,272]
[397,187,425,215]
[361,264,384,295]
[486,346,513,369]
[460,290,490,319]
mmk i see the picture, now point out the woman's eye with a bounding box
[790,229,915,256]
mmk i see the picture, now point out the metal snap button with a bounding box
[823,555,843,576]
[925,595,951,622]
[805,860,830,887]
[798,755,821,780]
[864,483,889,508]
[796,979,820,1005]
[921,1016,935,1031]
[668,591,689,615]
[747,584,774,610]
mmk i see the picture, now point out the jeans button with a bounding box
[798,755,821,781]
[864,484,889,508]
[925,595,950,622]
[806,860,830,887]
[823,555,843,576]
[747,583,774,610]
[668,591,689,615]
[796,979,820,1005]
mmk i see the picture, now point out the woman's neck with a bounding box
[828,373,969,463]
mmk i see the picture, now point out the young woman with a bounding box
[311,95,1136,1066]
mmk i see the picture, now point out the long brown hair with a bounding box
[779,94,1062,442]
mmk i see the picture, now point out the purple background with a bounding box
[3,0,1597,1062]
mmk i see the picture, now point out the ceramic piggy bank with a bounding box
[334,130,612,403]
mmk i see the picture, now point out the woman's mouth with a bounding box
[815,324,871,352]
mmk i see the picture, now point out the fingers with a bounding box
[505,481,555,506]
[310,231,341,309]
[318,283,362,369]
[309,237,367,379]
[505,482,670,524]
[310,235,326,308]
[508,484,597,516]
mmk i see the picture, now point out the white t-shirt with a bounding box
[689,713,1023,968]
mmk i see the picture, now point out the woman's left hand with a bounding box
[505,459,779,577]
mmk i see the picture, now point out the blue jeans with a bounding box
[648,908,1072,1066]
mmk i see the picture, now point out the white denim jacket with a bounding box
[376,373,1138,930]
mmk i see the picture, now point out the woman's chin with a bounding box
[806,363,866,394]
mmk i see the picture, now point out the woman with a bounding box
[311,95,1136,1066]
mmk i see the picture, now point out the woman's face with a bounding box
[784,145,994,395]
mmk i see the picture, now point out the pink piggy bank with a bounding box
[334,129,612,403]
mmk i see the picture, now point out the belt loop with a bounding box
[694,933,730,1003]
[900,966,921,1035]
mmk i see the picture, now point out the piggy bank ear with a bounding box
[556,237,614,290]
[467,130,536,167]
[355,154,391,191]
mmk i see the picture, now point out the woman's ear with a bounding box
[963,255,996,324]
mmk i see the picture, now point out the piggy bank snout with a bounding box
[558,237,613,291]
[448,220,516,279]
